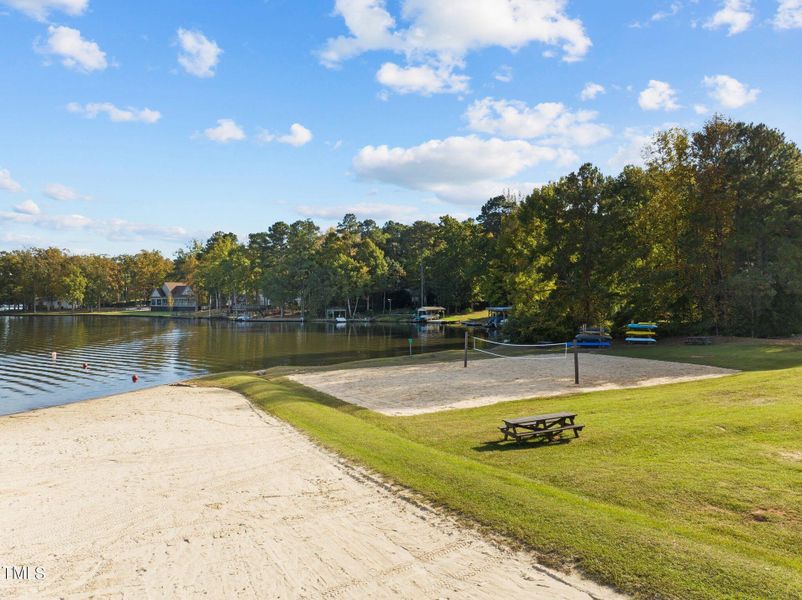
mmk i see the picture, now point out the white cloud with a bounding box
[424,180,539,204]
[774,0,802,29]
[13,199,40,215]
[1,0,87,21]
[580,82,605,101]
[320,0,591,95]
[0,210,189,242]
[44,183,92,201]
[39,25,107,73]
[464,97,611,147]
[202,119,246,143]
[66,102,161,123]
[322,0,591,65]
[0,231,41,247]
[650,1,682,22]
[705,0,753,35]
[1,211,91,229]
[630,1,683,28]
[321,0,401,66]
[376,62,469,95]
[703,74,759,108]
[280,123,313,147]
[607,127,654,172]
[0,168,23,193]
[353,135,573,203]
[638,80,680,111]
[177,28,222,78]
[297,202,422,222]
[493,65,513,83]
[258,123,313,147]
[694,103,710,115]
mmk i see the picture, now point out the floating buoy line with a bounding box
[47,352,141,384]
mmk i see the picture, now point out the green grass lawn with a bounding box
[373,308,488,323]
[372,311,414,322]
[197,342,802,599]
[608,337,802,371]
[440,308,489,322]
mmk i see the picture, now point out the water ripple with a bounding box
[0,316,460,415]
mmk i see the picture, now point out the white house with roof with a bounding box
[149,282,197,312]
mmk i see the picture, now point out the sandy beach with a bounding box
[0,385,621,599]
[290,354,737,415]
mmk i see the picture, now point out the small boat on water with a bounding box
[325,307,348,322]
[485,306,511,328]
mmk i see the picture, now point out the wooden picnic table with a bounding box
[499,412,584,443]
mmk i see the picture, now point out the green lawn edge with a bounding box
[195,371,802,599]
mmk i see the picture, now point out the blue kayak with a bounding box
[627,323,658,330]
[625,337,657,343]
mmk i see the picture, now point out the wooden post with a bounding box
[464,330,469,368]
[573,338,579,384]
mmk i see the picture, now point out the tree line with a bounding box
[1,116,801,338]
[0,249,173,311]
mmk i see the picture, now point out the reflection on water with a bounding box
[0,316,462,415]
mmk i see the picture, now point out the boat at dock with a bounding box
[411,306,446,323]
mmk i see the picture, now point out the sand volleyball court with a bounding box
[0,385,620,599]
[290,354,736,415]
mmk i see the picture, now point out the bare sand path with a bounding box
[0,385,622,599]
[290,354,737,415]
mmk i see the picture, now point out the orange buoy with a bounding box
[132,374,139,383]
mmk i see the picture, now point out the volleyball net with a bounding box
[471,337,569,360]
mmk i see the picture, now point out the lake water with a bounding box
[0,316,463,415]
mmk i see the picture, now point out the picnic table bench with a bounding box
[684,336,713,345]
[499,412,584,443]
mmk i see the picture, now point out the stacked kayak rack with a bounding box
[625,322,658,344]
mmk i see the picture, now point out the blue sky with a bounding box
[1,0,800,255]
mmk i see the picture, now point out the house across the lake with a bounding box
[150,282,198,311]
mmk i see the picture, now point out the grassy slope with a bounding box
[197,343,802,599]
[608,337,802,371]
[440,309,489,322]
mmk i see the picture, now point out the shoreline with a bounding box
[0,384,619,599]
[1,312,411,324]
[0,379,185,419]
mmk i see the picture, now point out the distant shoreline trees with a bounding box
[1,116,800,338]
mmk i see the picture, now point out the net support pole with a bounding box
[573,338,579,384]
[464,330,469,368]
